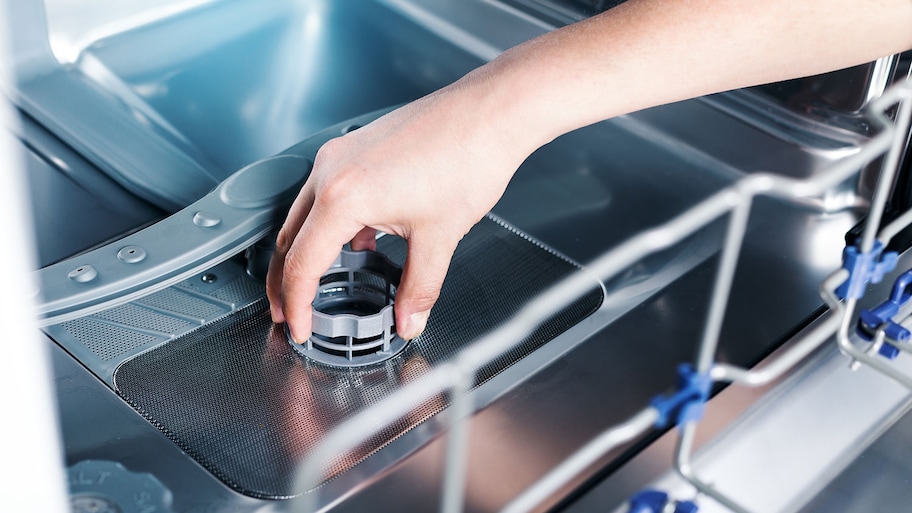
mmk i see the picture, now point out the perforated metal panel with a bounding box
[135,288,226,322]
[60,318,160,361]
[44,260,265,383]
[178,274,263,306]
[94,303,194,334]
[113,217,604,498]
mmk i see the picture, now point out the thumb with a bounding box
[395,233,458,340]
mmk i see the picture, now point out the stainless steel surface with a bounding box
[607,273,912,513]
[12,0,872,210]
[502,407,661,513]
[50,337,266,513]
[12,0,492,209]
[294,80,910,513]
[44,259,264,384]
[565,83,912,513]
[568,293,912,513]
[800,388,912,512]
[102,215,603,503]
[6,1,911,512]
[14,113,163,267]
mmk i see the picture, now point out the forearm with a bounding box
[268,0,912,340]
[462,0,912,154]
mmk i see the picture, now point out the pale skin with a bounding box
[267,0,912,343]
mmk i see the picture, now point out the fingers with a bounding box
[266,185,316,323]
[266,180,362,343]
[280,199,362,344]
[271,203,457,344]
[266,250,287,323]
[395,231,458,340]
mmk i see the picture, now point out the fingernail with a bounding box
[287,327,311,345]
[401,310,430,340]
[270,306,285,324]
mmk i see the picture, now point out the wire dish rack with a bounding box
[291,78,912,513]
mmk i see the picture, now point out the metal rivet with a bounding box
[193,211,221,228]
[68,265,98,283]
[201,273,218,284]
[117,245,147,264]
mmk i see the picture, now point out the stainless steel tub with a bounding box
[5,1,905,511]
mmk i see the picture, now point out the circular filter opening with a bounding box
[290,249,408,367]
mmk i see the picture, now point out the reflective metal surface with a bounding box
[568,246,912,513]
[12,114,162,267]
[8,0,907,512]
[51,337,265,513]
[18,0,487,209]
[43,112,859,512]
[110,218,602,500]
[801,389,912,513]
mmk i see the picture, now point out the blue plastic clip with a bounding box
[856,268,912,359]
[650,364,712,429]
[629,490,699,513]
[837,241,898,300]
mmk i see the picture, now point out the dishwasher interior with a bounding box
[4,1,912,512]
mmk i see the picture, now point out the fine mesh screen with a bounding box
[94,303,195,333]
[63,318,160,361]
[114,217,603,498]
[135,287,226,320]
[177,274,263,305]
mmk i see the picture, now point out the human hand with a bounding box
[266,0,912,345]
[266,79,536,343]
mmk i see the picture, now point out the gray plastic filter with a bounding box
[291,249,407,367]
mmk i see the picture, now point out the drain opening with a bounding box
[291,249,408,367]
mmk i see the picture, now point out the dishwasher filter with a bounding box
[111,216,604,498]
[293,249,407,367]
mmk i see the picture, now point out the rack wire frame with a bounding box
[291,78,912,513]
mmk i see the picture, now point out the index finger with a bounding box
[280,198,363,344]
[266,183,316,323]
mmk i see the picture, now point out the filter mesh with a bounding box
[63,318,160,361]
[114,217,603,498]
[176,273,263,305]
[136,288,226,320]
[94,303,194,334]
